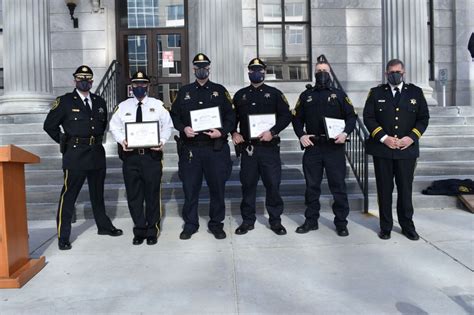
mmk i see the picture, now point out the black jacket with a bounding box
[233,83,291,140]
[363,83,430,159]
[43,89,108,170]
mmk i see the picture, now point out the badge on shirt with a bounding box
[330,94,337,99]
[264,93,270,98]
[242,94,247,101]
[410,99,417,105]
[184,92,191,100]
[212,91,219,98]
[150,108,155,112]
[125,112,131,116]
[98,107,105,114]
[306,96,313,103]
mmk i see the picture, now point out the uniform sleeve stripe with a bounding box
[412,128,422,138]
[371,126,382,138]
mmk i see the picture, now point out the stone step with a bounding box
[24,191,457,221]
[423,125,474,136]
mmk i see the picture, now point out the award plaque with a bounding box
[323,117,346,139]
[190,106,222,132]
[248,114,276,138]
[125,121,160,149]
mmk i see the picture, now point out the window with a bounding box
[257,0,311,81]
[123,0,185,28]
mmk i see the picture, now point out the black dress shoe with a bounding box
[295,221,318,234]
[146,236,158,245]
[378,230,391,240]
[270,224,287,235]
[98,227,123,237]
[235,223,255,235]
[336,227,349,237]
[58,241,72,250]
[133,236,145,245]
[210,229,227,240]
[179,230,196,240]
[402,229,420,241]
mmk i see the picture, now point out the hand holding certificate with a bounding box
[125,121,160,149]
[323,117,346,139]
[190,106,222,132]
[248,114,276,138]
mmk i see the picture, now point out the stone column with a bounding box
[382,0,437,105]
[188,0,244,90]
[0,0,54,115]
[454,0,474,106]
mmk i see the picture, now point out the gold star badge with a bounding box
[264,93,270,98]
[213,91,219,97]
[331,94,337,99]
[253,59,260,65]
[137,72,144,78]
[410,99,417,105]
[82,67,88,72]
[198,54,204,61]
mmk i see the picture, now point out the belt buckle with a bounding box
[138,148,145,155]
[89,136,95,145]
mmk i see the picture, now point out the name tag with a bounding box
[72,108,80,112]
[377,100,386,103]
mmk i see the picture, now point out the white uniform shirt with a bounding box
[109,95,173,146]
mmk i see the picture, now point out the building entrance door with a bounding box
[116,0,188,107]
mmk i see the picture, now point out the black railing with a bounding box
[95,60,120,117]
[316,55,370,213]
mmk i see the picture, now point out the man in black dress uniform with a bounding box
[292,60,356,237]
[43,65,122,250]
[170,53,235,240]
[232,58,291,235]
[363,59,430,240]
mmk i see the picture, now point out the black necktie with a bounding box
[393,87,401,104]
[84,98,92,115]
[136,101,143,122]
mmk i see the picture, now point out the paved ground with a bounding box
[1,209,473,314]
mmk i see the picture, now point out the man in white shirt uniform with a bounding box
[110,71,173,245]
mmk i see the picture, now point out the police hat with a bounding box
[131,71,150,83]
[73,65,93,79]
[192,53,211,68]
[248,58,266,70]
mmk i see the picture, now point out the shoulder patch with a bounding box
[113,104,119,114]
[281,94,289,106]
[345,96,353,106]
[225,91,233,103]
[366,89,372,101]
[50,97,61,111]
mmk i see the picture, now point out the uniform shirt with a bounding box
[232,83,291,140]
[43,89,108,170]
[292,87,356,139]
[109,95,173,145]
[170,80,235,141]
[77,91,93,110]
[363,82,430,159]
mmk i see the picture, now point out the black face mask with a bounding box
[387,72,403,85]
[195,68,209,80]
[315,71,332,89]
[76,80,92,92]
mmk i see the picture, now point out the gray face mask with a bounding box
[195,68,209,80]
[387,72,403,85]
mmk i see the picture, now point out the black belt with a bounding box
[123,148,153,156]
[248,137,280,146]
[68,136,103,145]
[183,140,214,147]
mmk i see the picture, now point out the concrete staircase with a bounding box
[0,106,473,220]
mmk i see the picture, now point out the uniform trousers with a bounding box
[239,145,283,226]
[302,143,349,228]
[57,168,113,241]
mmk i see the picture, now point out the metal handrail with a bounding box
[95,60,120,117]
[316,54,370,213]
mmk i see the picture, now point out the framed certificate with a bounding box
[190,106,222,132]
[323,117,346,139]
[125,121,160,149]
[248,114,276,138]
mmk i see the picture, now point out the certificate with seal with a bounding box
[323,117,346,139]
[190,106,222,132]
[125,121,160,149]
[248,114,276,138]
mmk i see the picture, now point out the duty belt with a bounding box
[183,140,214,147]
[68,136,103,145]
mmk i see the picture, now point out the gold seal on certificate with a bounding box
[323,117,346,139]
[125,121,160,149]
[248,114,276,138]
[190,106,222,132]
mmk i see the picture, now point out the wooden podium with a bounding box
[0,145,45,288]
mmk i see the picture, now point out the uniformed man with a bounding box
[363,59,430,240]
[109,71,173,245]
[170,53,235,240]
[43,65,123,250]
[232,58,291,235]
[292,60,356,237]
